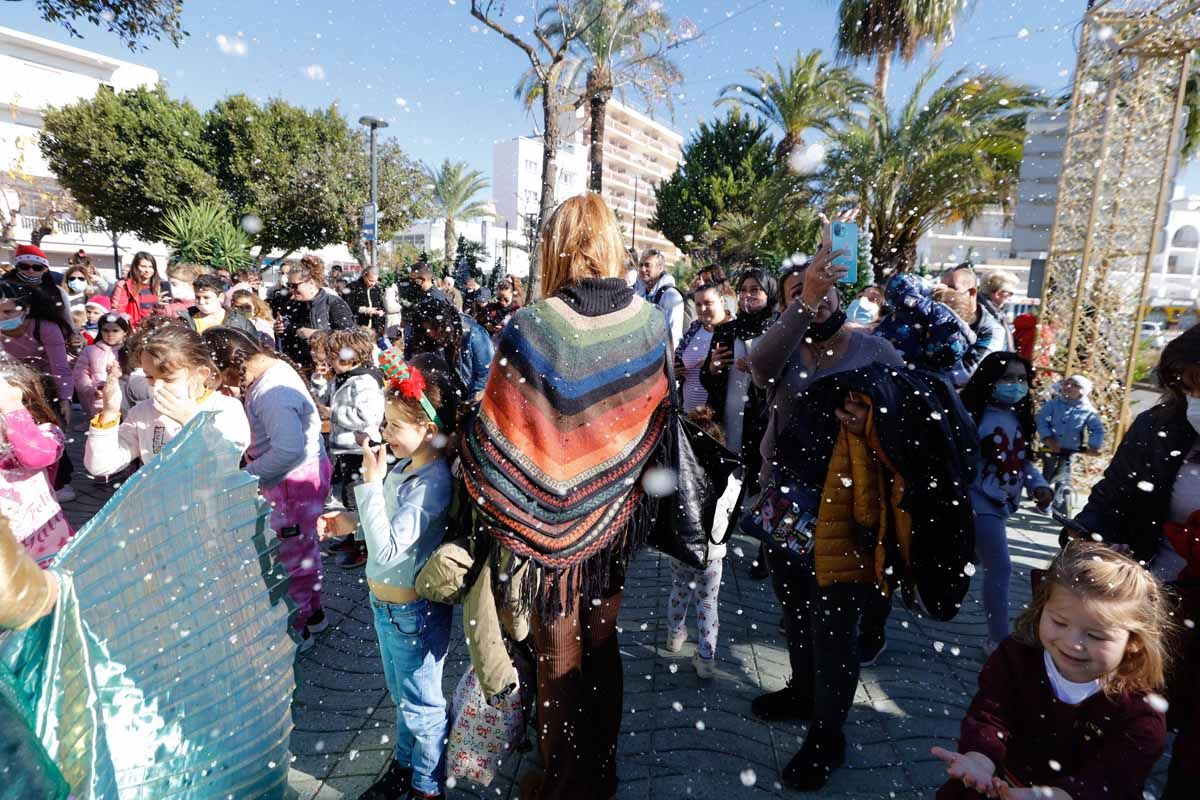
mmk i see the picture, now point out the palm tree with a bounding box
[823,68,1045,276]
[1184,57,1199,162]
[834,0,967,100]
[717,50,868,163]
[425,159,493,266]
[519,0,682,192]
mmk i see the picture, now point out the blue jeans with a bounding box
[371,596,452,795]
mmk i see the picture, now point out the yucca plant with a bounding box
[160,200,253,270]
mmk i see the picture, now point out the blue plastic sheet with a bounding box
[0,412,296,799]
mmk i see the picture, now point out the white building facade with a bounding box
[0,26,167,276]
[559,99,684,261]
[393,217,529,278]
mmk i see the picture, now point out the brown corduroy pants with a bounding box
[530,591,624,800]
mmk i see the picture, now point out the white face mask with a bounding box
[1188,396,1200,434]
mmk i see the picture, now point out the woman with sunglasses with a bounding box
[1,245,75,333]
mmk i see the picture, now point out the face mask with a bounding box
[1187,396,1200,434]
[807,309,847,342]
[846,298,879,325]
[67,278,88,292]
[16,270,43,285]
[993,382,1029,405]
[0,315,26,332]
[170,281,194,302]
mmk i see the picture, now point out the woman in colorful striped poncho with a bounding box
[462,193,669,800]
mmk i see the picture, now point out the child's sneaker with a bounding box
[339,544,368,568]
[329,534,357,553]
[357,759,412,799]
[297,629,315,653]
[692,652,715,680]
[306,609,329,634]
[665,627,687,653]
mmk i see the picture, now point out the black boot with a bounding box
[782,727,846,791]
[750,543,771,579]
[357,759,412,800]
[750,682,813,721]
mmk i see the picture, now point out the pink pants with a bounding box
[261,457,331,631]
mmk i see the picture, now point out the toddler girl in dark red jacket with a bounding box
[932,542,1170,800]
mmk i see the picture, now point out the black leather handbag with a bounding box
[647,356,741,569]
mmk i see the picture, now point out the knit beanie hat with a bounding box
[1067,374,1094,396]
[13,244,50,270]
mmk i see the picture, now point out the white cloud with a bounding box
[304,64,326,81]
[215,34,248,56]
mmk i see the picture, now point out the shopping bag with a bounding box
[446,666,525,787]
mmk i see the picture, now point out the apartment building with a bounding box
[559,98,684,261]
[0,26,166,274]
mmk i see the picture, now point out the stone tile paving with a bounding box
[56,432,1170,799]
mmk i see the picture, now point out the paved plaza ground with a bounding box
[59,434,1172,799]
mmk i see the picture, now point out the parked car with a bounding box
[1141,320,1166,348]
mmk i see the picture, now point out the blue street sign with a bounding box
[361,203,377,242]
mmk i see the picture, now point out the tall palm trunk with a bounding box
[588,92,611,193]
[443,216,457,266]
[530,86,561,302]
[874,50,892,102]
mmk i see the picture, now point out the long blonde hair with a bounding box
[1014,541,1172,695]
[539,193,625,297]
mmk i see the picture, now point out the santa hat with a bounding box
[85,296,111,312]
[13,244,49,270]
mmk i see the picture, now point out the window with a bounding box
[524,159,539,172]
[1172,225,1199,249]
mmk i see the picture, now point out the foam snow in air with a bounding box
[215,34,248,56]
[740,769,757,787]
[304,64,326,81]
[642,467,677,497]
[787,142,826,175]
[240,214,262,235]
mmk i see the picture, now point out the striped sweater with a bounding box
[462,277,669,588]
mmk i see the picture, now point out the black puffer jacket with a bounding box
[1074,405,1195,563]
[775,364,980,620]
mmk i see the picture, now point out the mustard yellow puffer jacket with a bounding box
[812,396,913,590]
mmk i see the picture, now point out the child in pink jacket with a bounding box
[0,361,72,566]
[73,312,131,419]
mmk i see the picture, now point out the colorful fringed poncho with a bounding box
[462,277,670,609]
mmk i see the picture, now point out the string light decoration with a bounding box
[1036,0,1200,450]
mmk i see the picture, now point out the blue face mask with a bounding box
[67,278,88,292]
[992,382,1028,405]
[0,314,26,332]
[846,298,879,325]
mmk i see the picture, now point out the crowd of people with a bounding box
[1,191,1198,800]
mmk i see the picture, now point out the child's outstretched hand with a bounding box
[317,511,357,541]
[931,747,997,794]
[98,363,123,424]
[361,441,389,484]
[993,780,1070,800]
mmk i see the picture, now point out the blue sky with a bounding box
[7,0,1198,192]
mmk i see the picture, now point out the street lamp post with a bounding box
[358,116,389,270]
[632,174,639,253]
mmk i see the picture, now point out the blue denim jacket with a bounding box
[354,457,453,589]
[458,314,495,397]
[1036,396,1105,452]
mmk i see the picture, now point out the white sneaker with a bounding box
[692,652,715,680]
[665,627,687,653]
[55,485,77,503]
